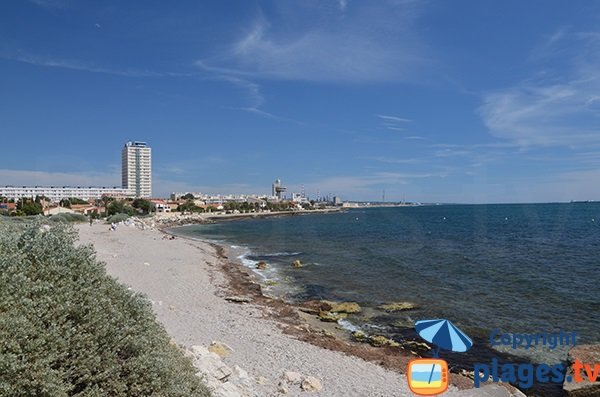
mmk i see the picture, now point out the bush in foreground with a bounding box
[0,222,210,397]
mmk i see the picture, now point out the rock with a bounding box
[404,340,431,350]
[189,345,211,358]
[209,341,234,358]
[291,259,303,268]
[321,329,335,338]
[301,376,323,392]
[277,382,289,394]
[392,318,414,329]
[298,307,320,315]
[257,376,269,385]
[378,301,418,312]
[317,311,348,322]
[368,335,400,347]
[564,344,600,397]
[283,371,303,384]
[351,330,368,342]
[329,301,361,314]
[256,261,268,270]
[194,354,233,381]
[213,381,244,397]
[224,296,251,303]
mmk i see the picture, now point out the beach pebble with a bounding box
[143,262,150,266]
[283,371,303,384]
[301,376,323,392]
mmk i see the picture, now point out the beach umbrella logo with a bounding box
[415,318,473,355]
[406,319,472,395]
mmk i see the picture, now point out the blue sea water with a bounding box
[174,203,600,361]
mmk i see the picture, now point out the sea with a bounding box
[173,203,600,368]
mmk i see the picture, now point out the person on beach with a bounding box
[89,217,93,227]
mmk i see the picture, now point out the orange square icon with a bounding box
[407,358,449,396]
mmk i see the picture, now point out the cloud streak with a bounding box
[479,29,600,146]
[197,2,428,83]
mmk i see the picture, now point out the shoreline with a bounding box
[152,207,345,228]
[166,217,565,397]
[76,220,527,396]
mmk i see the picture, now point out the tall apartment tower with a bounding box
[121,141,152,198]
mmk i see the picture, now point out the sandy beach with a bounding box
[76,221,524,397]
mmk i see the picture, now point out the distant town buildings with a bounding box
[122,141,152,198]
[272,178,286,200]
[0,185,131,202]
[0,140,152,202]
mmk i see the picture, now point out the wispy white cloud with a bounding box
[197,2,428,83]
[360,156,422,164]
[0,169,120,187]
[4,52,165,77]
[377,114,412,123]
[479,29,600,146]
[27,0,67,8]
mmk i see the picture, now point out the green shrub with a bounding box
[48,213,88,224]
[0,222,211,397]
[106,213,131,224]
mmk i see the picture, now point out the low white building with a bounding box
[0,186,134,203]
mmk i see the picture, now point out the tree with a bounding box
[60,198,71,208]
[107,200,135,216]
[17,199,43,216]
[132,198,155,215]
[101,196,114,217]
[182,193,195,200]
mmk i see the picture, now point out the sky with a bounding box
[2,0,600,203]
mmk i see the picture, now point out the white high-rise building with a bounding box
[122,141,152,198]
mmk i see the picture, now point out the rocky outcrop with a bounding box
[564,344,600,397]
[378,301,417,312]
[368,335,400,348]
[351,330,368,342]
[291,259,303,268]
[326,301,361,314]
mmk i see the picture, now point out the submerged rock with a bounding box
[291,259,303,268]
[328,301,361,314]
[317,311,348,322]
[256,261,268,270]
[378,302,418,312]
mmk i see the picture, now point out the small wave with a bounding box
[230,245,240,249]
[260,251,302,257]
[338,319,361,333]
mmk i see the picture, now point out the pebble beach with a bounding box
[76,221,525,397]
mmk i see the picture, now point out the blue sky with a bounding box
[2,0,600,203]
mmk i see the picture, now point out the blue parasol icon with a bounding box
[415,318,473,356]
[415,319,473,386]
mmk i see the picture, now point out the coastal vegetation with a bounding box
[0,222,211,397]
